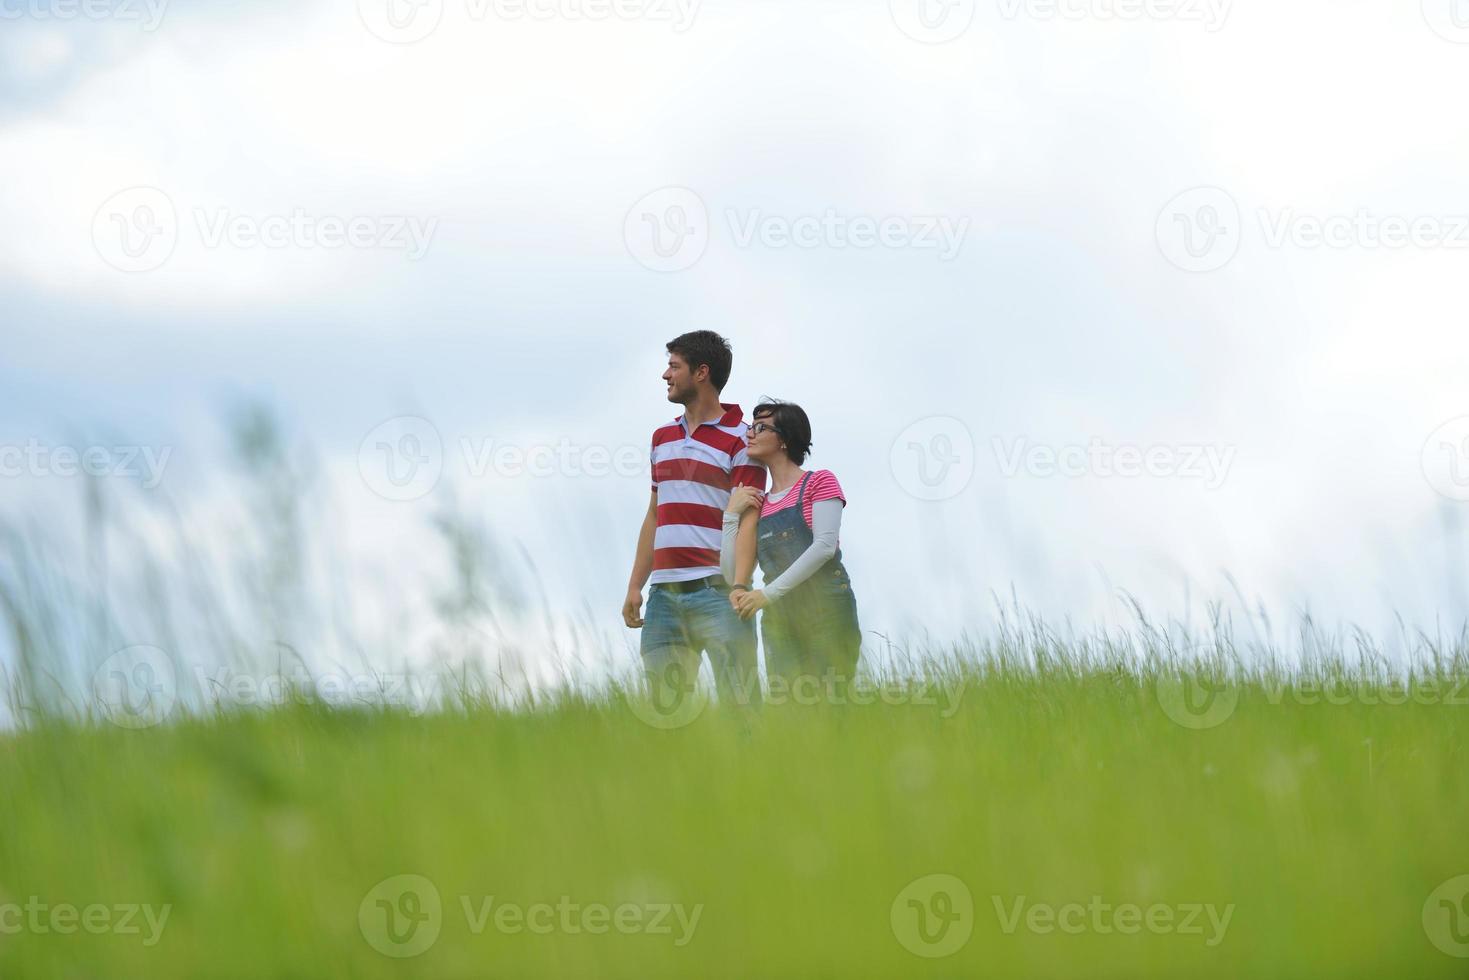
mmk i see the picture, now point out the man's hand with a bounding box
[623,587,645,628]
[624,491,657,629]
[725,486,766,516]
[735,588,769,620]
[728,587,748,613]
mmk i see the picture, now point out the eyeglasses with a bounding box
[748,422,779,436]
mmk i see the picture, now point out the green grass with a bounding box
[2,652,1468,979]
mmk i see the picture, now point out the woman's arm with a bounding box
[719,511,740,584]
[721,486,765,588]
[719,510,760,584]
[763,498,843,602]
[733,511,758,588]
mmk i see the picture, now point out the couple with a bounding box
[622,330,861,707]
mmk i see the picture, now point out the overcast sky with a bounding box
[6,0,1469,679]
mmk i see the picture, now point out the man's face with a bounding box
[662,354,700,404]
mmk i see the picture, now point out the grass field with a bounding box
[3,642,1468,979]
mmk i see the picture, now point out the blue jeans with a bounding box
[641,584,761,708]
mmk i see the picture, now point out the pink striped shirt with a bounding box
[650,403,766,583]
[760,469,845,528]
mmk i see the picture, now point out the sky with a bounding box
[5,0,1469,688]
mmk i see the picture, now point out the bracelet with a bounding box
[731,583,752,592]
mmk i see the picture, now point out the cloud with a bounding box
[4,0,1469,660]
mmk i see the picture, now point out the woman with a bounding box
[720,399,861,690]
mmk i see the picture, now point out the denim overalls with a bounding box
[756,472,862,685]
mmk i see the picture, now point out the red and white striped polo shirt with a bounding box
[650,402,767,584]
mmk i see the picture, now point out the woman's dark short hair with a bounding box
[753,399,812,465]
[666,331,733,392]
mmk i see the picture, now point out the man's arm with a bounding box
[720,507,760,592]
[727,443,765,593]
[732,509,758,591]
[623,490,657,628]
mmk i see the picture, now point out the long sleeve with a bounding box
[763,498,843,602]
[719,511,740,584]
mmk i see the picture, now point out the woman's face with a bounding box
[744,416,780,463]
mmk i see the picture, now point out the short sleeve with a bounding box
[809,469,845,505]
[730,443,767,490]
[649,432,658,493]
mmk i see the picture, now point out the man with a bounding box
[623,331,765,708]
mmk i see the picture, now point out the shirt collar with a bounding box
[676,402,743,430]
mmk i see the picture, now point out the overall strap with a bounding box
[794,470,813,519]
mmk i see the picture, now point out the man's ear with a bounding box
[693,363,711,385]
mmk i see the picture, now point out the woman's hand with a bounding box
[735,589,769,619]
[725,486,765,516]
